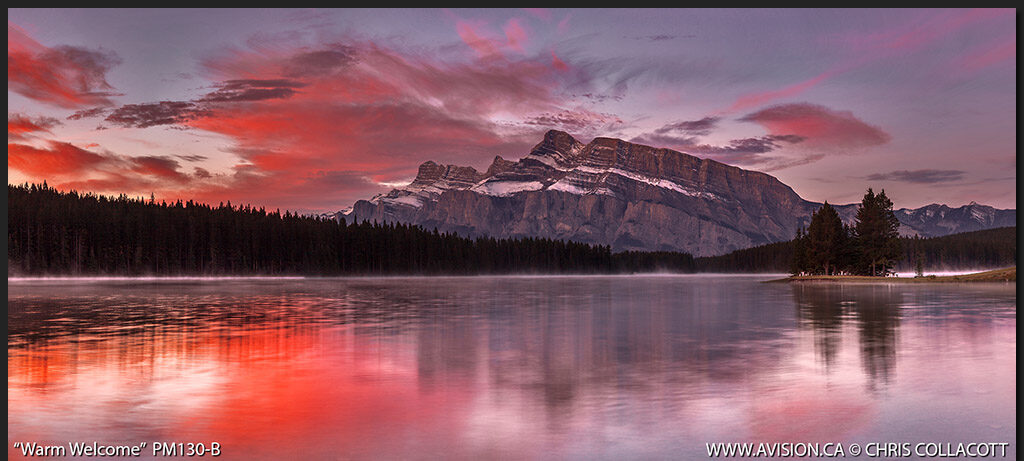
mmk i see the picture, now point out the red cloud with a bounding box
[7,23,121,109]
[24,32,579,212]
[8,140,109,177]
[8,140,204,202]
[8,113,61,140]
[171,39,570,210]
[740,103,890,151]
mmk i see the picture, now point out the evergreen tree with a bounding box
[853,188,902,276]
[804,201,847,275]
[791,226,807,275]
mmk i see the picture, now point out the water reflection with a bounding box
[793,284,901,389]
[8,277,1017,459]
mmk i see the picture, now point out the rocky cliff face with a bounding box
[344,130,822,256]
[341,130,1014,256]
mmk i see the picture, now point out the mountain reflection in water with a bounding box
[8,276,1016,459]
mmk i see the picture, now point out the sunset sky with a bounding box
[8,8,1017,213]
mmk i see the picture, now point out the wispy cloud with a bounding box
[7,23,122,109]
[865,169,965,184]
[723,9,1015,113]
[633,133,808,167]
[8,113,62,140]
[954,36,1016,73]
[103,101,212,129]
[653,116,721,137]
[521,108,626,139]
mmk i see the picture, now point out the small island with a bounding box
[770,266,1016,284]
[779,188,1015,284]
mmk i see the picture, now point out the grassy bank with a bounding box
[768,267,1016,283]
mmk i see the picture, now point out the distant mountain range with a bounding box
[334,130,1015,257]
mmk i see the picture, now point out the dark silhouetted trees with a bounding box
[803,201,848,275]
[8,183,1011,277]
[699,226,1015,274]
[7,183,697,276]
[789,189,904,276]
[852,188,902,276]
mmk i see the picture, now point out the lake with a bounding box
[7,275,1016,459]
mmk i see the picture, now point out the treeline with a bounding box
[694,241,794,273]
[8,183,694,276]
[7,183,1011,276]
[898,226,1017,272]
[695,227,1017,274]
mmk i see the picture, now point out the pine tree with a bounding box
[853,188,902,276]
[805,202,847,275]
[791,226,807,275]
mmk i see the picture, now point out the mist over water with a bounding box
[8,276,1016,459]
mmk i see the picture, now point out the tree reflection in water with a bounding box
[793,284,900,390]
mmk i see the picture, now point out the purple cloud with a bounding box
[865,169,965,184]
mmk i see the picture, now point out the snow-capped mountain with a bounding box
[893,202,1015,236]
[336,130,1015,256]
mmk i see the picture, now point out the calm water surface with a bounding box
[8,275,1016,459]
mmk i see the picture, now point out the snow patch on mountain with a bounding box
[472,180,545,197]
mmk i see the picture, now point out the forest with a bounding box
[696,226,1016,274]
[8,183,1013,276]
[8,183,692,276]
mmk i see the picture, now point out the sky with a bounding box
[7,8,1017,213]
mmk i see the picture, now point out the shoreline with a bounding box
[7,272,784,283]
[8,268,1016,283]
[767,267,1016,284]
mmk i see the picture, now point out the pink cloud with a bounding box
[504,18,528,54]
[956,37,1016,73]
[740,103,890,151]
[455,19,502,59]
[849,9,1013,55]
[727,69,839,113]
[551,50,569,72]
[7,23,121,109]
[452,15,532,59]
[556,13,571,35]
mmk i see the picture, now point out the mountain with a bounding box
[893,203,1015,236]
[827,201,1015,238]
[338,130,1015,257]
